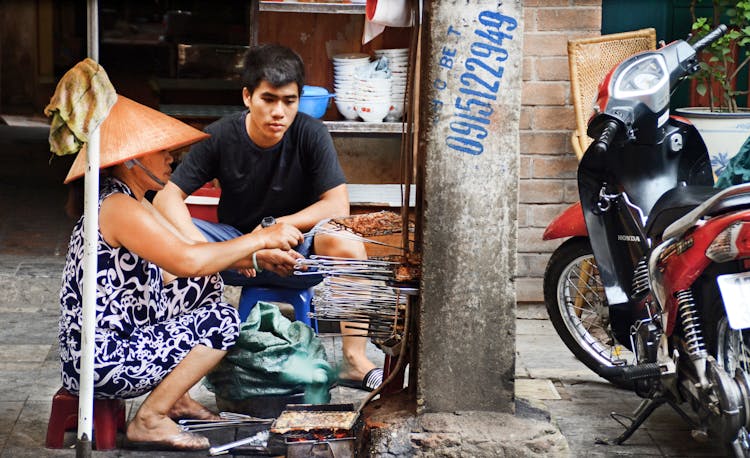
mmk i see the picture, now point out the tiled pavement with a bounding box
[0,171,382,456]
[0,252,380,457]
[516,318,729,457]
[0,251,730,457]
[0,127,732,456]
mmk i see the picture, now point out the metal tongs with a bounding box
[208,428,270,456]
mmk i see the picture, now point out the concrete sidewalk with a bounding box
[0,253,385,457]
[0,251,730,457]
[515,316,728,457]
[0,174,731,456]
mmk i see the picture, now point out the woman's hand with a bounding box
[259,223,303,251]
[237,267,257,278]
[254,248,303,277]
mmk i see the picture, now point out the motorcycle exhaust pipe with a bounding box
[597,363,661,382]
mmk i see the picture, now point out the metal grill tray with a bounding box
[271,403,359,434]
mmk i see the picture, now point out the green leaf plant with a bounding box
[691,0,750,112]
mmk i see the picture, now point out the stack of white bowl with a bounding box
[332,53,371,120]
[352,60,392,123]
[374,48,409,121]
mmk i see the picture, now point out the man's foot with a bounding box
[337,363,372,383]
[338,367,383,392]
[168,394,220,421]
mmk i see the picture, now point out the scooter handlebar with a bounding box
[691,24,728,54]
[590,120,620,155]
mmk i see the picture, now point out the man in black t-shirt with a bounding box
[153,44,382,391]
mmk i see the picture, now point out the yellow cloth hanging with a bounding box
[44,58,116,157]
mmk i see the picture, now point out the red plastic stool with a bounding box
[45,387,126,450]
[381,355,406,395]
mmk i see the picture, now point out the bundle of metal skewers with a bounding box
[293,212,420,352]
[178,412,272,433]
[294,255,400,280]
[313,276,408,338]
[293,255,416,353]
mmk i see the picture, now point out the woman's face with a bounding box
[137,150,174,189]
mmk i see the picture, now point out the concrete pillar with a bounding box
[417,0,523,412]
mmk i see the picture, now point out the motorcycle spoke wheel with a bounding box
[712,316,750,447]
[717,317,750,376]
[544,238,631,386]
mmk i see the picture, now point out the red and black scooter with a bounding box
[543,25,750,454]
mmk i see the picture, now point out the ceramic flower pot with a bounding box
[674,107,750,179]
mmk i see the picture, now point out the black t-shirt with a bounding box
[171,110,346,233]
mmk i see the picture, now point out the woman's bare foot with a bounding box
[126,412,209,450]
[126,410,182,443]
[168,393,220,421]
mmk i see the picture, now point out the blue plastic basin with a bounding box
[299,85,333,119]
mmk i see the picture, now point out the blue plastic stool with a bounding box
[238,286,317,332]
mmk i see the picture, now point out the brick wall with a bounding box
[517,0,602,303]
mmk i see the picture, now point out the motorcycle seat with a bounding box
[647,184,750,240]
[645,185,717,239]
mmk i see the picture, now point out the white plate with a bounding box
[333,61,370,67]
[718,271,750,329]
[375,48,408,54]
[356,98,391,103]
[333,53,370,60]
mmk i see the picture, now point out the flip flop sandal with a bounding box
[338,368,383,392]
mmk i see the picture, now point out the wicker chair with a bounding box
[568,28,657,160]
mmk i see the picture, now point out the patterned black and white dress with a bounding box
[58,177,240,399]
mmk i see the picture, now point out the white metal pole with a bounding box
[77,0,99,454]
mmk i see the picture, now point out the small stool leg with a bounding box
[92,399,126,450]
[45,403,71,448]
[46,388,126,450]
[380,355,405,395]
[45,388,79,449]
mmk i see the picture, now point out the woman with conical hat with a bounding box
[58,95,303,450]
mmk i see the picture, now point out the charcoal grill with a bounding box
[273,403,361,458]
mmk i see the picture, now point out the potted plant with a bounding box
[690,0,750,111]
[675,0,750,178]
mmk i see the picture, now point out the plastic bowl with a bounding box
[335,100,359,120]
[356,101,391,122]
[298,85,333,119]
[385,101,404,121]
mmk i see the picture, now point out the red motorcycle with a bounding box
[543,25,750,454]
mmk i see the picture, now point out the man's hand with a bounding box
[254,248,303,277]
[259,222,303,250]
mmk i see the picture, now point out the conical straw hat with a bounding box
[64,95,209,183]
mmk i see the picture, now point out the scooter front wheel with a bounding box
[543,237,631,386]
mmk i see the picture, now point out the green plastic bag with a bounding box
[715,136,750,189]
[204,301,333,399]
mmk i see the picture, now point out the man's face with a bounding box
[243,80,300,148]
